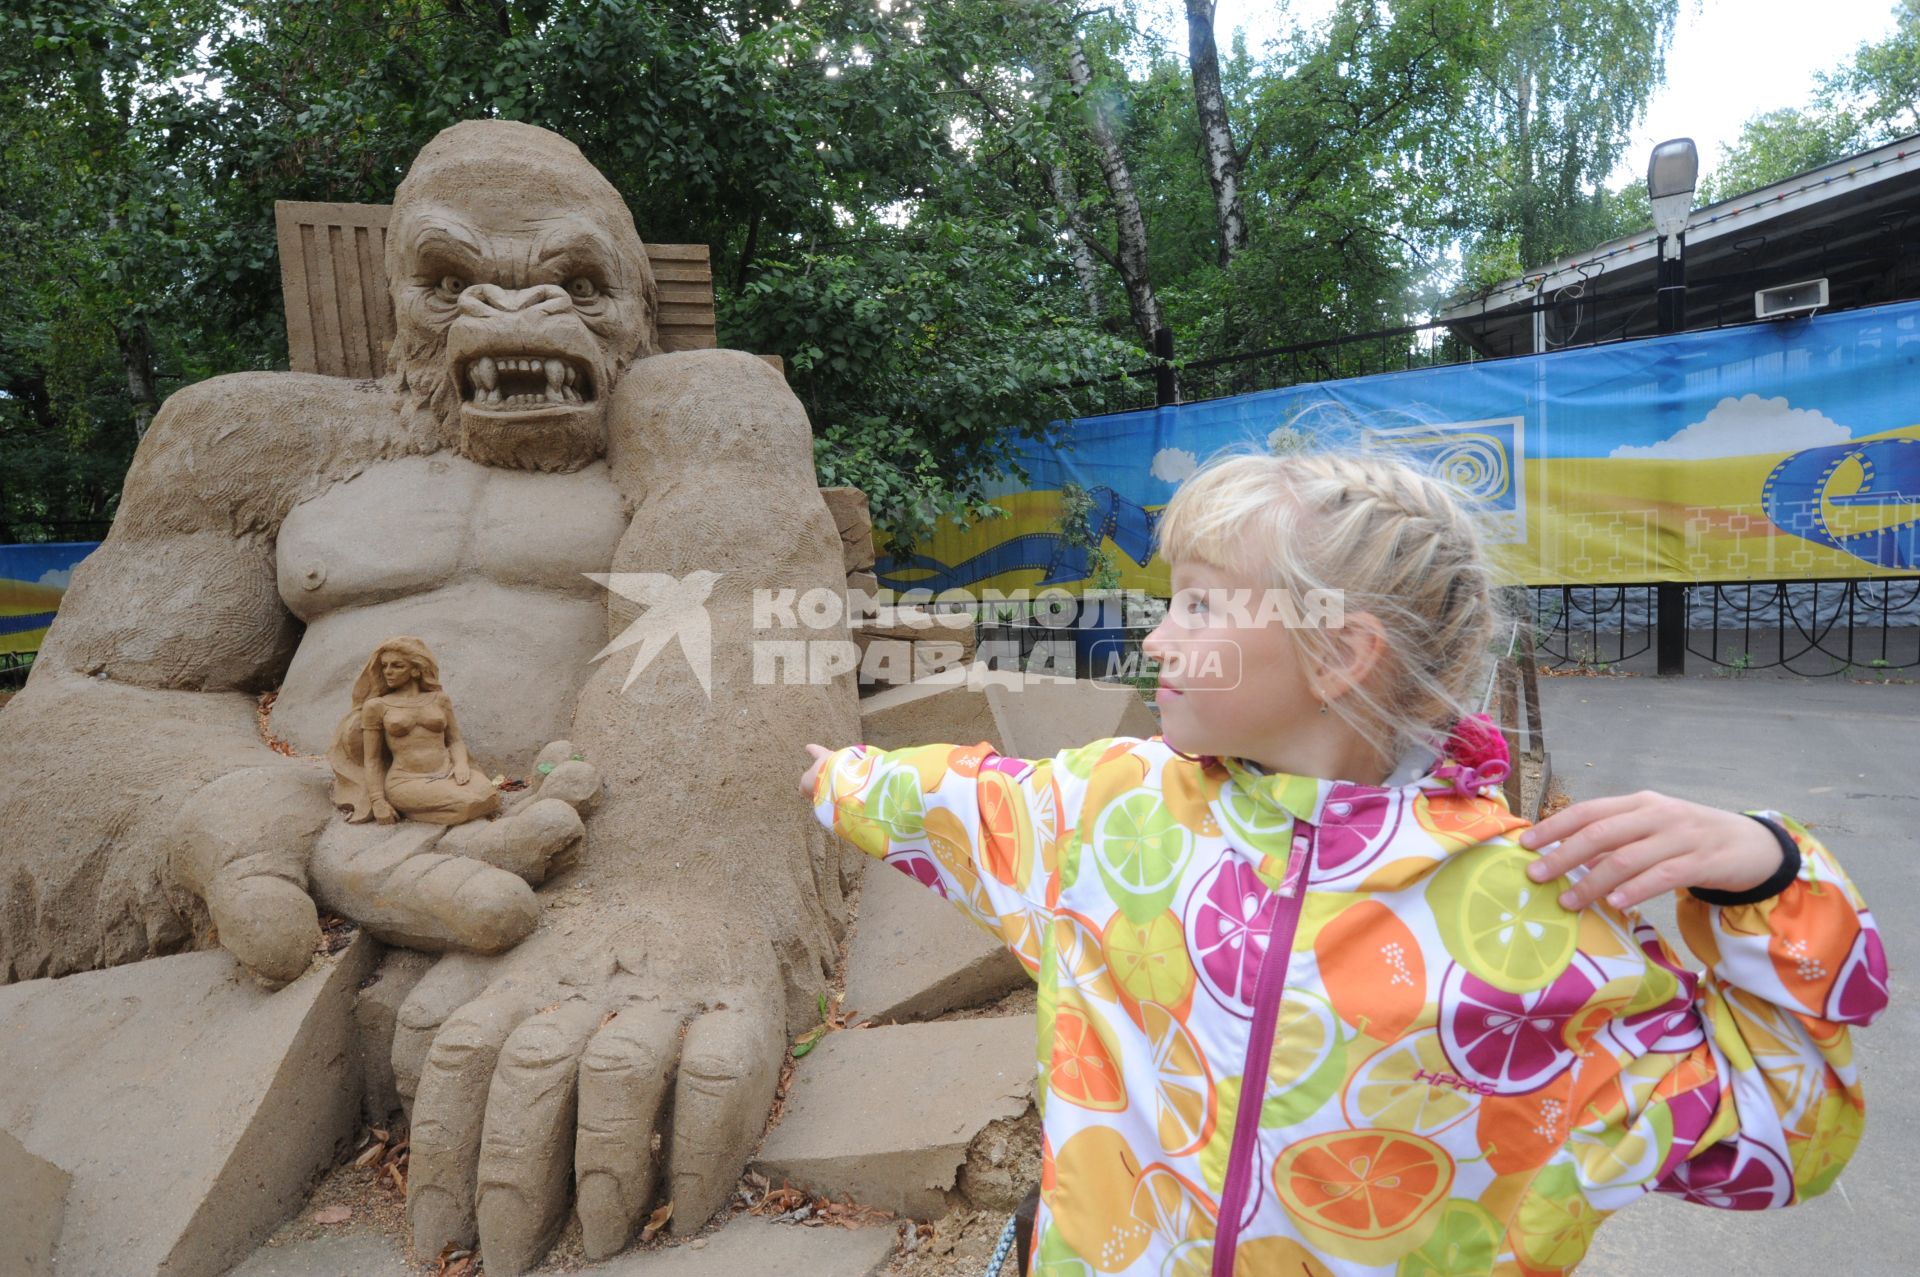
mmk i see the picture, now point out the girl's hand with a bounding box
[1519,790,1785,911]
[453,763,471,786]
[799,743,833,800]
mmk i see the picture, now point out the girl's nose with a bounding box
[1142,615,1172,660]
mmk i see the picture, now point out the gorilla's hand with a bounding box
[307,741,597,958]
[173,743,600,985]
[393,908,786,1275]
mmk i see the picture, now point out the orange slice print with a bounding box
[1273,1129,1453,1265]
[1051,1001,1128,1113]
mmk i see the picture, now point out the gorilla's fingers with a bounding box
[315,824,540,955]
[475,1000,604,1276]
[409,989,535,1255]
[666,994,785,1234]
[575,1003,686,1259]
[440,798,583,885]
[206,874,319,987]
[391,954,497,1109]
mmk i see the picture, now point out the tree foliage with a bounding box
[3,0,1690,545]
[1703,1,1920,203]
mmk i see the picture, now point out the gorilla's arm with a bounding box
[40,372,414,688]
[0,372,416,982]
[395,350,867,1271]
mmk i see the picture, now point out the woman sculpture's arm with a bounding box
[443,693,473,786]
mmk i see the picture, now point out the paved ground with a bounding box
[1541,675,1919,1277]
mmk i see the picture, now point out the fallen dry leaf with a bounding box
[313,1204,352,1225]
[641,1199,674,1242]
[432,1242,476,1277]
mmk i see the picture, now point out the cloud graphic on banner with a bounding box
[1610,394,1852,459]
[35,569,72,590]
[1150,447,1198,482]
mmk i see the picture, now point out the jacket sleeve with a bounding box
[811,740,1086,976]
[1634,812,1887,1210]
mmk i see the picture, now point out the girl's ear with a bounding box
[1315,610,1388,705]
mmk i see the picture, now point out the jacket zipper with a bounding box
[1211,822,1316,1277]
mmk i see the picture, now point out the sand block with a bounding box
[752,1017,1036,1219]
[843,859,1026,1024]
[857,663,1159,757]
[820,487,875,572]
[0,935,374,1277]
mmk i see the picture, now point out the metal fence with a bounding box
[1528,580,1920,676]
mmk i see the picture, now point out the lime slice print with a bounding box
[1427,846,1577,993]
[1261,989,1347,1128]
[1105,911,1197,1012]
[1094,791,1194,923]
[1218,779,1295,850]
[869,766,927,839]
[1512,1163,1601,1269]
[1395,1199,1502,1277]
[1569,1105,1672,1192]
[1343,1031,1476,1137]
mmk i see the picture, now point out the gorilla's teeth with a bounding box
[544,358,565,391]
[473,356,497,390]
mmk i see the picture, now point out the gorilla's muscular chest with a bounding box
[267,454,627,773]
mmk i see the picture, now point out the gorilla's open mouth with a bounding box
[459,354,595,410]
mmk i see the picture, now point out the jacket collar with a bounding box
[1217,756,1330,825]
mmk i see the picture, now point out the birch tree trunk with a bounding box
[1044,164,1107,321]
[1063,36,1165,348]
[1184,0,1248,265]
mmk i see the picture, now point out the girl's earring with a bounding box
[1318,700,1328,716]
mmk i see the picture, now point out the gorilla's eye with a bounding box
[566,276,599,301]
[438,275,467,298]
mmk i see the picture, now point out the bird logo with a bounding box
[586,570,724,696]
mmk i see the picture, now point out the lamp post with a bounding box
[1648,138,1699,334]
[1648,137,1698,676]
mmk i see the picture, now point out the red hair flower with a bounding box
[1436,713,1511,795]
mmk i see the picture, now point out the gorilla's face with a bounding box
[386,124,656,471]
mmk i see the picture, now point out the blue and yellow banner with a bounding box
[0,543,96,657]
[881,300,1920,591]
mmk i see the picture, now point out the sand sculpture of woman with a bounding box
[329,636,500,825]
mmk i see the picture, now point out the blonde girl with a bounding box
[800,451,1885,1276]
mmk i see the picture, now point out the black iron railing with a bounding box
[1527,580,1920,676]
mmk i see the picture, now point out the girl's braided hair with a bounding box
[1154,448,1512,767]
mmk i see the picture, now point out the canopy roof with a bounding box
[1439,134,1920,357]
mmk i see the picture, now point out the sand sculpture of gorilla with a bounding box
[0,121,861,1272]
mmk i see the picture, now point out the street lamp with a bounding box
[1647,138,1698,677]
[1647,137,1699,335]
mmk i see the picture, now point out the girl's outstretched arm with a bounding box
[1526,794,1887,1209]
[801,739,1096,976]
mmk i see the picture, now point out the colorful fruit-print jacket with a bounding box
[810,736,1888,1277]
